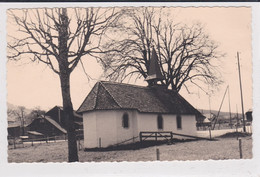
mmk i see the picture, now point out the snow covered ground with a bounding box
[197,125,252,138]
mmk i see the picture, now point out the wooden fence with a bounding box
[8,134,84,150]
[139,131,212,146]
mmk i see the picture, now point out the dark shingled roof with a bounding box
[77,81,202,116]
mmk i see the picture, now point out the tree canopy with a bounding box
[101,7,223,93]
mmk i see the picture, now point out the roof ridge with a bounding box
[45,116,67,133]
[100,81,122,108]
[100,80,150,90]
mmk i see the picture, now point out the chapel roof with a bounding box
[77,81,202,116]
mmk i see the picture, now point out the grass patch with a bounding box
[8,136,252,162]
[217,132,252,138]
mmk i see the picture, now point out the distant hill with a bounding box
[198,109,243,119]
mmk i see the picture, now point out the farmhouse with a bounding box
[27,106,83,138]
[8,123,21,138]
[45,106,83,130]
[78,49,202,149]
[27,115,67,138]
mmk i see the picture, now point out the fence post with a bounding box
[170,132,173,143]
[139,132,142,147]
[239,138,243,159]
[78,137,80,151]
[155,132,157,143]
[209,127,212,140]
[156,148,160,160]
[13,137,16,149]
[99,138,101,148]
[31,139,34,146]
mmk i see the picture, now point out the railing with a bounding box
[139,131,173,145]
[139,131,212,146]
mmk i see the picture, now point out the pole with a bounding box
[237,52,246,132]
[139,132,143,147]
[78,137,80,151]
[13,137,16,149]
[212,86,229,130]
[239,138,243,159]
[227,86,232,128]
[99,138,101,148]
[156,148,160,160]
[209,127,212,140]
[236,104,239,140]
[208,94,211,120]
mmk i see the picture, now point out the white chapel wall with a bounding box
[83,110,198,148]
[115,110,138,144]
[83,111,97,148]
[95,110,117,148]
[137,113,197,139]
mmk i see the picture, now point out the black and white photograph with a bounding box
[1,2,260,177]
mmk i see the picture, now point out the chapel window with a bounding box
[157,114,163,129]
[122,113,129,128]
[177,115,182,129]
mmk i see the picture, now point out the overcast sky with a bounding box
[7,6,252,114]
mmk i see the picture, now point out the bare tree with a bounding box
[102,7,223,93]
[27,107,46,123]
[9,106,27,135]
[8,7,121,162]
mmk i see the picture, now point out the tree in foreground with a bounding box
[8,7,121,162]
[101,7,223,93]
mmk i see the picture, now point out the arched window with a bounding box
[177,115,182,129]
[122,113,129,128]
[157,114,163,129]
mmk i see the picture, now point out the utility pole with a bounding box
[228,86,232,128]
[208,85,212,120]
[237,52,246,132]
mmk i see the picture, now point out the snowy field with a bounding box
[8,136,252,162]
[197,126,252,138]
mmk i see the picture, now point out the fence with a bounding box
[8,134,84,150]
[139,131,212,146]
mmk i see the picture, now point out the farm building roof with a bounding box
[45,106,82,119]
[77,81,202,116]
[27,131,44,136]
[44,116,67,134]
[8,123,20,128]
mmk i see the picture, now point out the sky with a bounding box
[6,6,252,114]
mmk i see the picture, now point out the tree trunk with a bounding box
[58,8,78,162]
[59,71,79,162]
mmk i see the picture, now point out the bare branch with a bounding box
[100,7,224,91]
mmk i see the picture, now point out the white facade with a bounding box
[83,110,197,148]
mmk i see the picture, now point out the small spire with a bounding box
[145,48,164,84]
